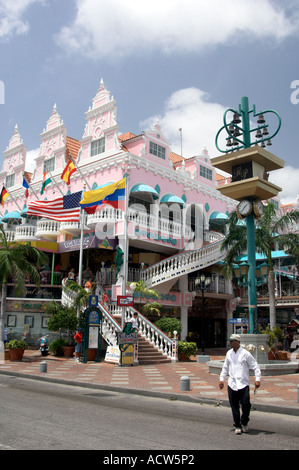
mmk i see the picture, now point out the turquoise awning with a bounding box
[160,194,185,205]
[130,184,159,200]
[2,211,22,222]
[210,211,228,221]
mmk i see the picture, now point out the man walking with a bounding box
[219,334,261,435]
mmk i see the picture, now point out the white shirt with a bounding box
[220,346,261,391]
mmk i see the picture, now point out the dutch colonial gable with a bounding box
[81,79,122,163]
[0,125,27,213]
[34,104,67,187]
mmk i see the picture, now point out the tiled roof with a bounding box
[170,152,184,164]
[66,136,81,161]
[118,132,138,142]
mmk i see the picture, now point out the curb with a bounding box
[1,369,298,417]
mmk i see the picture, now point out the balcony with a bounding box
[60,220,90,236]
[15,224,38,242]
[86,207,123,229]
[36,219,61,240]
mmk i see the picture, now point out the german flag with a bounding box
[0,186,9,206]
[61,161,77,185]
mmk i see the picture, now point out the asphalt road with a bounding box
[0,375,298,452]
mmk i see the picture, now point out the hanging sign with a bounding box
[117,295,134,307]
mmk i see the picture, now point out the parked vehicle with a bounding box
[40,336,49,356]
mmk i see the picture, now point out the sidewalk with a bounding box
[1,348,298,416]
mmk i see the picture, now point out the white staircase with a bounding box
[141,231,225,289]
[61,230,226,363]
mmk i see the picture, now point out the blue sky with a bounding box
[0,0,299,204]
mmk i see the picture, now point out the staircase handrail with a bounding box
[141,231,225,287]
[125,306,178,361]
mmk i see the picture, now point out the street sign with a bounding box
[89,295,98,307]
[117,295,134,307]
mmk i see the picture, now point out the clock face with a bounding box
[238,200,252,217]
[254,200,264,217]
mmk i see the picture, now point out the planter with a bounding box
[63,346,75,357]
[268,348,277,360]
[9,348,25,361]
[87,349,96,361]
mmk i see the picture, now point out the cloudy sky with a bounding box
[0,0,299,204]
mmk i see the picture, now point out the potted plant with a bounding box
[178,341,197,361]
[46,302,78,357]
[49,338,67,356]
[6,339,28,361]
[261,326,284,359]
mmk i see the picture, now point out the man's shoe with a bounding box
[235,428,242,435]
[242,425,248,433]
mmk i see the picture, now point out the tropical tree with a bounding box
[0,227,48,342]
[65,279,90,312]
[130,279,161,316]
[221,202,299,329]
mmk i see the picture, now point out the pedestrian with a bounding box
[103,292,109,309]
[219,334,261,435]
[130,312,138,331]
[84,278,93,293]
[74,328,82,363]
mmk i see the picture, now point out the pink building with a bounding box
[0,80,251,354]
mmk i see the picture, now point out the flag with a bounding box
[61,161,77,185]
[79,177,126,213]
[0,186,9,206]
[27,191,82,222]
[40,171,51,195]
[23,177,29,198]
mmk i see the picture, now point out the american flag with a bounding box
[27,191,82,222]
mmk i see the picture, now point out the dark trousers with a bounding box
[228,385,251,428]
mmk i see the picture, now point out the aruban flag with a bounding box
[22,177,29,198]
[0,186,9,206]
[27,191,82,222]
[61,161,77,185]
[40,171,51,195]
[79,178,126,214]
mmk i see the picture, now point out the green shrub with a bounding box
[155,317,182,337]
[6,339,28,350]
[178,341,197,359]
[49,338,66,356]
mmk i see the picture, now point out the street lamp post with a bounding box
[214,97,282,333]
[195,274,211,355]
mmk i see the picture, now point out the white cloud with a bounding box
[25,147,39,173]
[141,87,299,205]
[0,0,43,40]
[57,0,299,59]
[140,87,227,158]
[270,166,299,205]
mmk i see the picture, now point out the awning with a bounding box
[130,184,159,200]
[2,211,22,222]
[20,207,28,218]
[160,194,185,205]
[209,211,228,222]
[238,250,290,262]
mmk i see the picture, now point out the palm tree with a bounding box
[65,279,90,312]
[221,202,299,329]
[0,227,48,342]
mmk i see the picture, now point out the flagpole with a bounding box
[121,174,130,330]
[78,185,86,288]
[7,191,22,212]
[69,155,92,191]
[23,173,40,200]
[48,171,64,196]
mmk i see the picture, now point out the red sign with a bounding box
[117,295,134,307]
